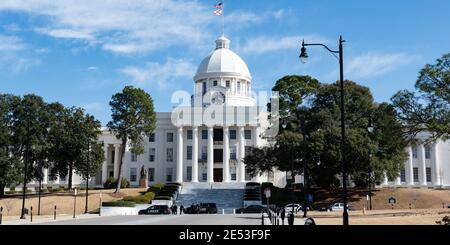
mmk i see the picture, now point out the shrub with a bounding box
[148,183,165,191]
[103,177,130,189]
[5,190,16,195]
[102,201,136,207]
[52,187,64,193]
[123,192,155,204]
[9,186,16,191]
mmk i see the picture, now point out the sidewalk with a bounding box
[2,213,101,225]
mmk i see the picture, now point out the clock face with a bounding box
[211,91,225,105]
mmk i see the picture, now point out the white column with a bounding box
[408,146,414,185]
[113,144,121,179]
[192,127,199,183]
[43,168,48,184]
[433,143,441,186]
[395,176,401,185]
[176,127,183,183]
[419,144,427,185]
[101,145,108,183]
[207,127,214,183]
[383,172,389,186]
[238,127,246,183]
[223,127,230,182]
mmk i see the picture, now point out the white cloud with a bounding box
[346,52,416,78]
[87,66,98,71]
[0,35,25,51]
[120,58,196,89]
[273,9,284,20]
[0,35,40,72]
[0,0,260,55]
[239,35,329,55]
[35,28,94,40]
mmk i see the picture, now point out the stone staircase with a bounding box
[176,182,245,213]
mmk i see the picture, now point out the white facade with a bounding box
[382,132,450,188]
[11,37,449,190]
[95,36,287,188]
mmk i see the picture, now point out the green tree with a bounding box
[392,53,450,141]
[107,86,156,193]
[0,94,21,196]
[243,146,277,182]
[49,107,103,189]
[271,75,319,117]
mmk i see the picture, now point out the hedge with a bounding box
[122,192,155,204]
[102,201,136,207]
[103,177,130,189]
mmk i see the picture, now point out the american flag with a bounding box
[213,9,222,15]
[214,2,223,9]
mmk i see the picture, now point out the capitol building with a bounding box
[30,36,450,189]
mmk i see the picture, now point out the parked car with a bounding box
[329,203,350,211]
[198,203,218,214]
[236,205,267,214]
[184,204,201,214]
[138,205,171,215]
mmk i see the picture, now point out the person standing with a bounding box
[180,205,184,215]
[281,208,286,225]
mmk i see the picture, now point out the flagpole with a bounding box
[222,1,225,37]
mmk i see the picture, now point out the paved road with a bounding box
[31,214,266,225]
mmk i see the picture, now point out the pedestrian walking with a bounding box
[180,205,184,215]
[281,208,286,225]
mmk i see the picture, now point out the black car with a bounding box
[236,205,267,214]
[198,203,218,214]
[138,205,171,215]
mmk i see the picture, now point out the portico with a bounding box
[175,125,254,183]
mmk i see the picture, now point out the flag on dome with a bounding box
[213,9,222,15]
[214,2,223,9]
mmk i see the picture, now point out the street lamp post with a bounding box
[367,116,374,211]
[20,118,31,220]
[300,35,348,225]
[299,113,308,218]
[84,140,91,214]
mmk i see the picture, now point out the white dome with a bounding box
[194,36,251,81]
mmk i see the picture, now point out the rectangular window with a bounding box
[167,148,173,162]
[425,146,431,159]
[244,130,252,140]
[149,133,155,142]
[245,146,253,156]
[213,80,218,86]
[202,130,208,140]
[231,173,236,181]
[187,166,192,181]
[131,152,137,162]
[230,146,237,160]
[226,80,230,88]
[148,168,155,182]
[413,167,419,182]
[237,81,241,94]
[167,132,174,142]
[230,130,237,140]
[201,146,207,160]
[202,82,207,95]
[412,146,418,159]
[187,146,192,160]
[426,167,432,182]
[187,130,193,140]
[130,168,137,182]
[202,173,207,181]
[149,148,155,162]
[400,168,406,182]
[166,168,173,182]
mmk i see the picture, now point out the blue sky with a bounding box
[1,0,449,125]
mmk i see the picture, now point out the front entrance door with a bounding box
[214,168,223,182]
